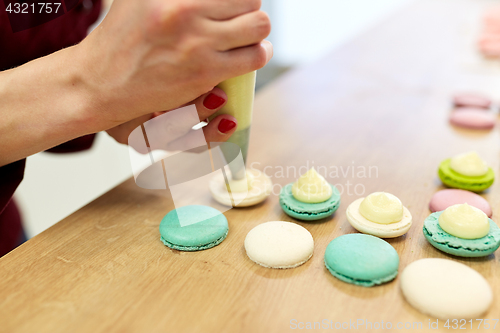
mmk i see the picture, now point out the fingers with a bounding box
[166,115,237,151]
[106,113,154,149]
[202,0,262,20]
[210,10,271,51]
[203,115,238,142]
[218,40,273,77]
[153,86,227,121]
[127,88,231,153]
[192,87,228,121]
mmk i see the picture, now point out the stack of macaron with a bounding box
[438,151,494,192]
[279,168,341,221]
[346,192,412,238]
[449,93,496,130]
[210,169,273,207]
[423,203,500,257]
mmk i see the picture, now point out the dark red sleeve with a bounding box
[0,159,25,216]
[0,0,102,70]
[0,159,25,256]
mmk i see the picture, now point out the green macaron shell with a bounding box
[324,234,399,287]
[423,211,500,257]
[438,159,494,192]
[159,205,229,251]
[279,183,340,221]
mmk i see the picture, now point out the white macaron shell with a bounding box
[400,258,493,319]
[244,221,314,269]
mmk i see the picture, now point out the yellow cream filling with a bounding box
[359,192,403,224]
[227,171,255,193]
[449,151,489,177]
[439,203,490,239]
[292,168,332,203]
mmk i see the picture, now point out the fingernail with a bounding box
[218,119,237,134]
[262,40,273,63]
[203,93,226,110]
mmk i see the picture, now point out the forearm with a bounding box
[0,0,272,167]
[0,45,102,166]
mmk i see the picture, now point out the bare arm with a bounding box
[0,46,97,166]
[0,0,272,166]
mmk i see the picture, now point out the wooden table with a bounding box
[2,0,500,332]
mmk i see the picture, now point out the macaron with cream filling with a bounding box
[423,203,500,257]
[210,169,272,207]
[279,168,340,221]
[346,192,412,238]
[438,152,494,192]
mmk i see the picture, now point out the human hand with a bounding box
[106,87,237,151]
[78,0,272,130]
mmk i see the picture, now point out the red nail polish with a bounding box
[218,119,237,134]
[203,93,226,110]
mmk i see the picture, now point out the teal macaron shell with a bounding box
[279,183,340,221]
[159,205,228,251]
[324,234,399,287]
[423,211,500,257]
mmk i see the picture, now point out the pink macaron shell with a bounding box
[483,8,500,27]
[452,93,492,109]
[429,189,492,217]
[449,110,496,129]
[479,41,500,58]
[481,25,500,34]
[452,107,490,112]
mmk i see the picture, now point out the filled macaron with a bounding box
[279,168,340,221]
[438,151,494,192]
[209,169,272,207]
[423,203,500,257]
[346,192,412,238]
